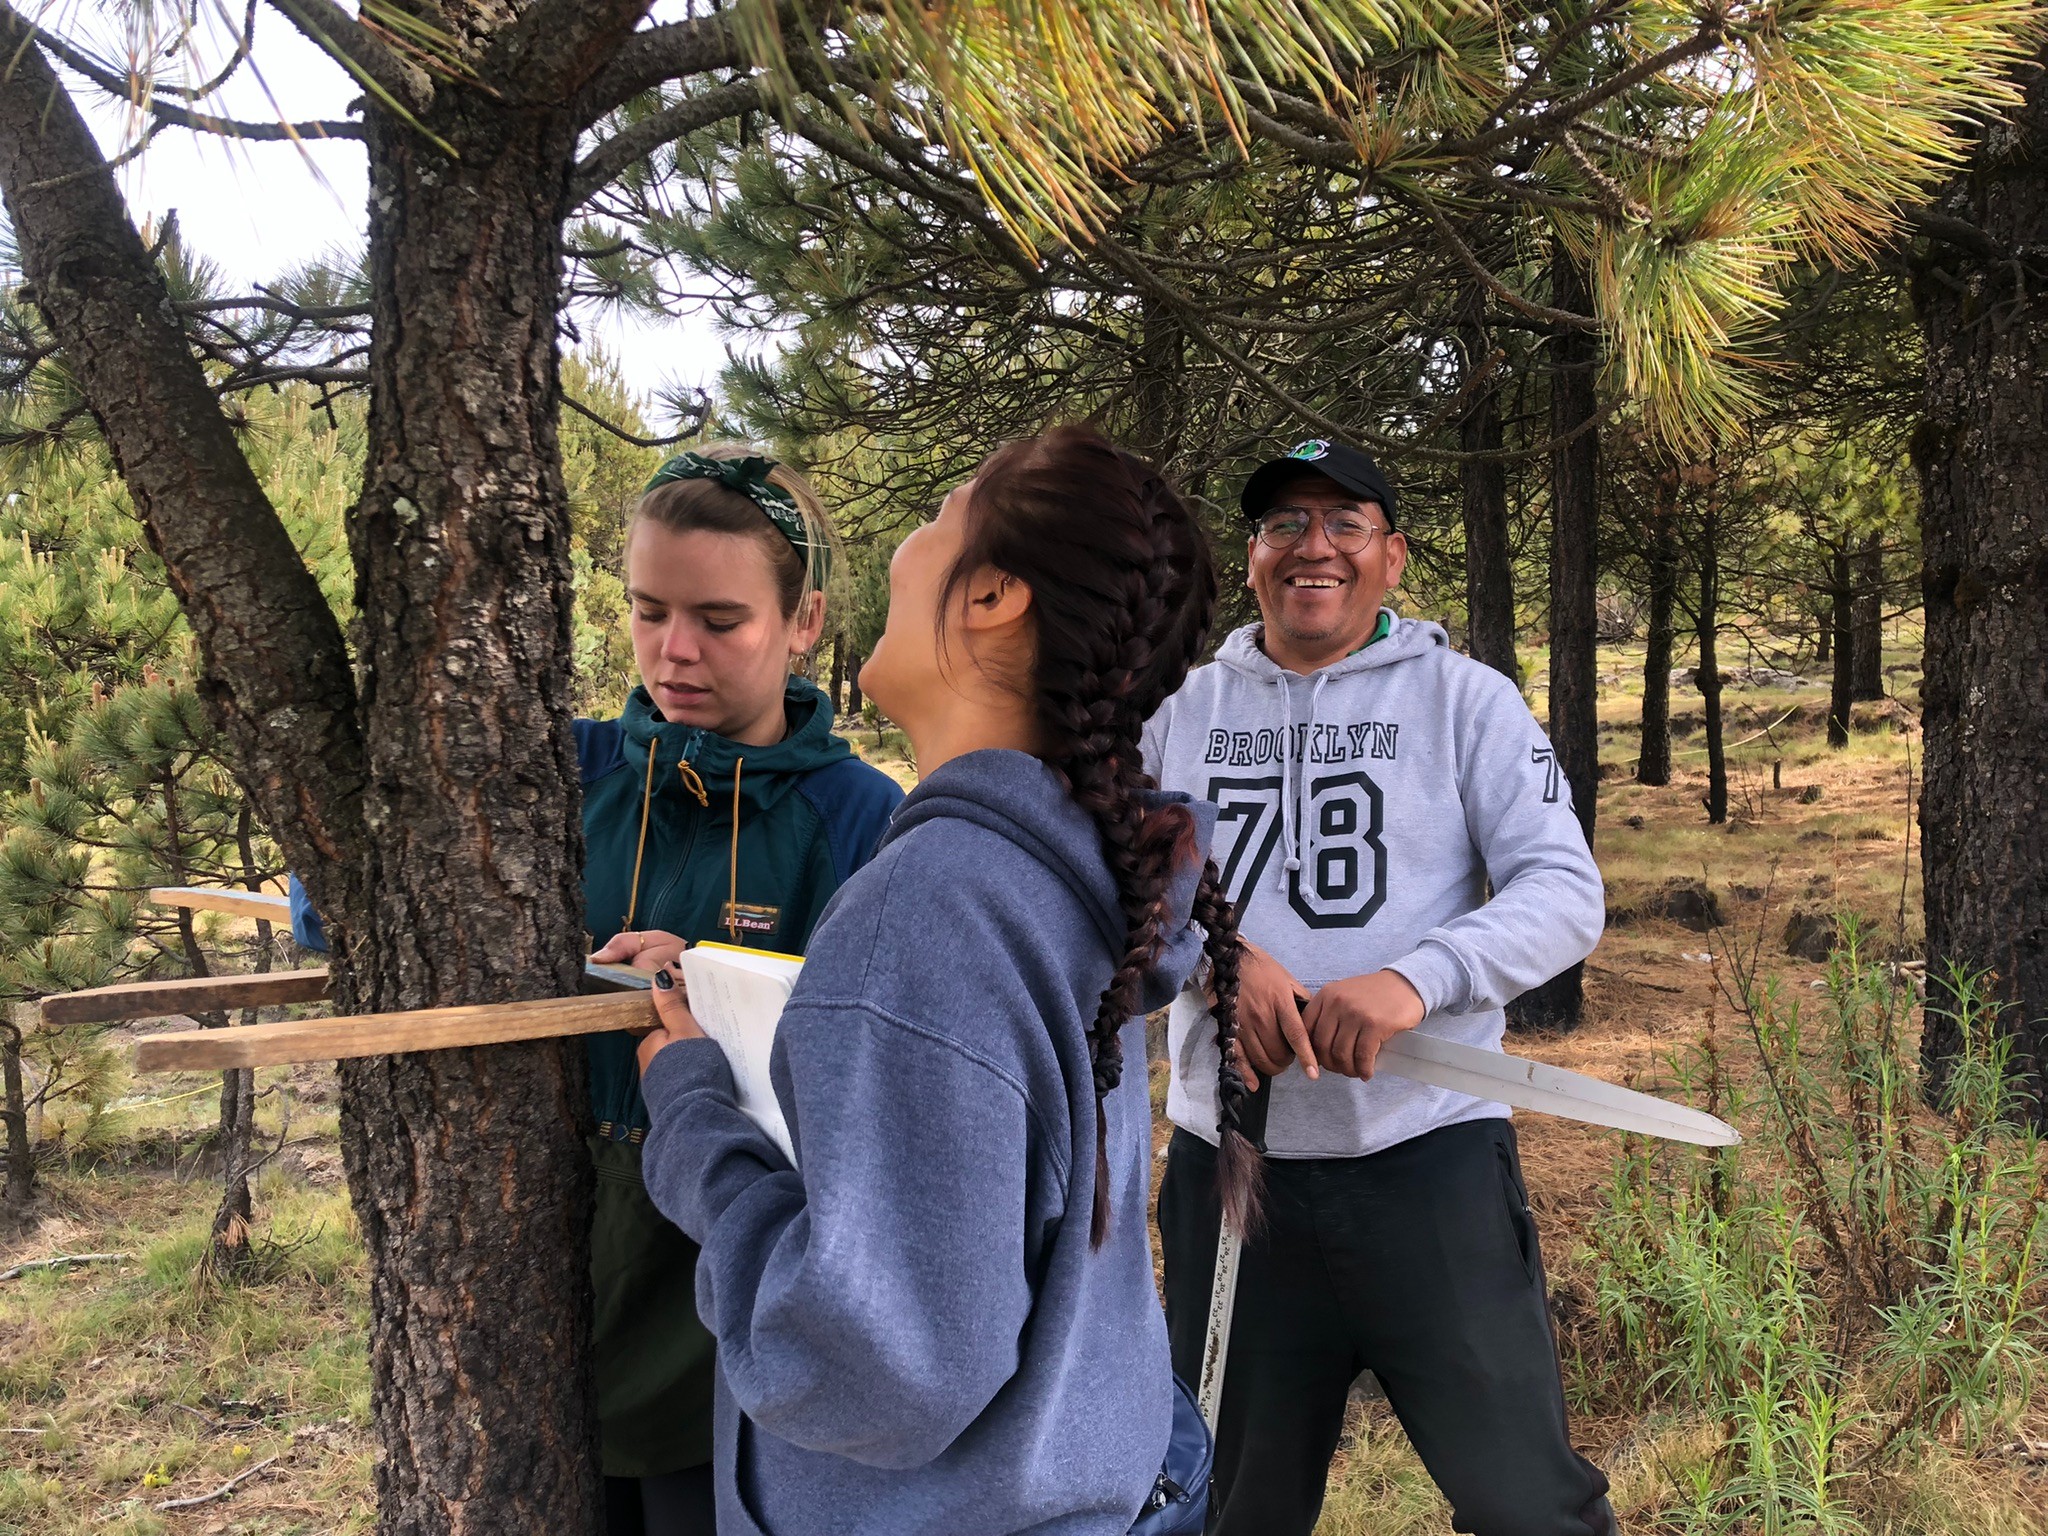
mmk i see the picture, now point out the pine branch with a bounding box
[31,24,363,141]
[572,77,765,203]
[574,13,744,122]
[0,5,368,906]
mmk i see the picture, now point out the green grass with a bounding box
[1,1168,372,1536]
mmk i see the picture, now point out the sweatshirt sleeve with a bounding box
[1383,672,1605,1016]
[638,995,1041,1470]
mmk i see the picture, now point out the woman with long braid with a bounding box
[634,424,1258,1535]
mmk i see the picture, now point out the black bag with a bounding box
[1129,1373,1211,1535]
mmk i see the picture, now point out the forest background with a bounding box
[1,2,2047,1534]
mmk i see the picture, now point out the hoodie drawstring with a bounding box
[1277,677,1298,888]
[726,757,744,943]
[1278,671,1332,892]
[624,746,660,928]
[625,740,712,930]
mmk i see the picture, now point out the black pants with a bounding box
[604,1467,717,1536]
[1159,1119,1616,1536]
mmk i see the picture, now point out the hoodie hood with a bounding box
[620,678,851,814]
[1214,608,1448,684]
[881,749,1216,1013]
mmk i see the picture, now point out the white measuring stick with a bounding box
[1377,1032,1740,1146]
[1196,1076,1270,1432]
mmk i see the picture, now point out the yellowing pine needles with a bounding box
[733,0,2040,449]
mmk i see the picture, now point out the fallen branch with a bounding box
[0,1251,129,1281]
[153,1453,281,1511]
[1585,962,1687,996]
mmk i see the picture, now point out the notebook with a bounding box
[676,942,804,1164]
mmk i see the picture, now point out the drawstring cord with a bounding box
[1277,675,1299,888]
[623,745,659,928]
[1277,670,1332,890]
[677,759,710,806]
[726,757,744,943]
[624,737,711,930]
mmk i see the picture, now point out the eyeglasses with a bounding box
[1255,504,1387,554]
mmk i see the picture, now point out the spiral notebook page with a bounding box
[677,945,803,1165]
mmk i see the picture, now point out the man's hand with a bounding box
[635,964,707,1076]
[1232,939,1319,1092]
[1302,970,1426,1080]
[591,927,689,971]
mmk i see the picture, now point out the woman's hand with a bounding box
[636,964,708,1076]
[591,927,689,971]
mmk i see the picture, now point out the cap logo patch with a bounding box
[1288,440,1330,461]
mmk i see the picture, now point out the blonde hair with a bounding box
[632,442,840,618]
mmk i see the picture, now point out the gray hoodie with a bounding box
[1141,614,1604,1159]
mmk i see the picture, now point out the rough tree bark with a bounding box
[1636,466,1678,786]
[1827,547,1855,749]
[1127,292,1189,470]
[1511,248,1598,1033]
[1912,42,2048,1115]
[1851,531,1885,700]
[1459,293,1519,680]
[0,4,734,1530]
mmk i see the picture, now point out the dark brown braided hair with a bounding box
[946,424,1264,1246]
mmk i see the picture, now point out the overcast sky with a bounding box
[73,5,734,423]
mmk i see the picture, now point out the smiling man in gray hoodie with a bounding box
[1143,439,1615,1536]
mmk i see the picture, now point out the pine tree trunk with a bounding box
[1459,298,1518,680]
[847,650,864,716]
[0,14,670,1529]
[2,1020,32,1209]
[208,1063,256,1274]
[1510,250,1599,1034]
[1827,549,1854,748]
[1851,532,1885,700]
[830,634,846,715]
[1912,43,2048,1117]
[1128,292,1188,470]
[330,93,602,1536]
[1636,472,1677,786]
[1699,503,1727,825]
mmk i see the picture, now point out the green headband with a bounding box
[643,452,831,586]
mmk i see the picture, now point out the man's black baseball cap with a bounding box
[1240,438,1397,529]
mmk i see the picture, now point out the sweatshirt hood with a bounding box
[1214,609,1447,684]
[620,679,850,814]
[881,749,1216,1013]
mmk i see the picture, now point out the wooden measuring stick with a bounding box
[41,968,332,1026]
[149,886,291,923]
[133,992,655,1073]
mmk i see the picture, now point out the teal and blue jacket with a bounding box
[289,678,902,1476]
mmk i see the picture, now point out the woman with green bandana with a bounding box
[289,446,901,1534]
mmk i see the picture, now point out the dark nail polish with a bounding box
[653,968,674,992]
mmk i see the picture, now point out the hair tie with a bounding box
[644,452,831,585]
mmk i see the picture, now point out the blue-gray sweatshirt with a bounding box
[639,749,1214,1536]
